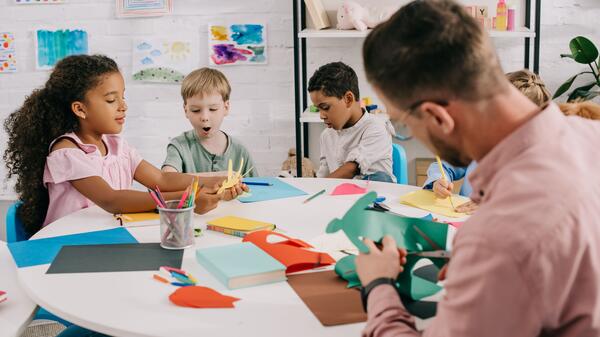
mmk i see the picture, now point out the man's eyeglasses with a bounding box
[391,100,449,141]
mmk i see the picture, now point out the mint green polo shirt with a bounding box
[162,130,258,177]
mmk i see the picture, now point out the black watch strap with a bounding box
[361,277,396,312]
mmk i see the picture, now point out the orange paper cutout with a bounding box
[169,286,240,308]
[243,230,335,274]
[330,183,367,196]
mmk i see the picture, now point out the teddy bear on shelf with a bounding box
[336,1,398,31]
[278,148,316,178]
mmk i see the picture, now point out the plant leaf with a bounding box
[569,36,599,64]
[567,81,598,102]
[554,74,580,99]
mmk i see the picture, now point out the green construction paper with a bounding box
[328,192,449,300]
[335,255,361,288]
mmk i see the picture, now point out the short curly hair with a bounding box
[308,62,360,101]
[3,54,119,236]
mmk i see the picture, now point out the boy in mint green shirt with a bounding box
[162,68,257,177]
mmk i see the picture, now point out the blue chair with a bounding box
[392,143,408,185]
[6,202,72,327]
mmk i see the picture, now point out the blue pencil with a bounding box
[243,181,272,186]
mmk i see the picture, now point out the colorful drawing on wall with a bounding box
[209,24,267,66]
[132,38,193,83]
[116,0,172,18]
[35,29,88,70]
[0,33,17,73]
[15,0,63,4]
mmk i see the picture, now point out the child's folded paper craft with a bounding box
[399,190,471,218]
[330,183,367,196]
[169,286,240,308]
[243,230,335,274]
[0,290,6,304]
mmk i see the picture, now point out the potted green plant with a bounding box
[554,36,600,102]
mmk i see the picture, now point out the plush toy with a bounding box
[336,1,398,31]
[279,148,316,178]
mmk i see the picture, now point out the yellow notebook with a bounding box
[399,190,470,218]
[207,216,275,232]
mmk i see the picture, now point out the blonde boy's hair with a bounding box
[559,101,600,120]
[181,68,231,103]
[506,69,550,107]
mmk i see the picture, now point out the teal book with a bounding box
[196,242,286,289]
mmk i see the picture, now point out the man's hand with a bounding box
[356,235,407,286]
[194,185,221,214]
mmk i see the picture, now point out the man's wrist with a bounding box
[360,277,396,312]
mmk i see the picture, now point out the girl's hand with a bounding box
[355,235,407,286]
[455,200,479,214]
[194,185,221,214]
[221,182,249,201]
[433,178,453,199]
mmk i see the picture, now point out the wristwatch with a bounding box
[360,277,396,312]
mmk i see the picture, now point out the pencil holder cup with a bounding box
[158,200,195,250]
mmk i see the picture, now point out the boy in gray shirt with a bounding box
[308,62,395,182]
[162,68,257,177]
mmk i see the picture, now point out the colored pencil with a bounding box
[435,156,456,210]
[303,189,326,204]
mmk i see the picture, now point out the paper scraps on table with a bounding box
[169,286,240,308]
[330,183,367,196]
[0,290,6,304]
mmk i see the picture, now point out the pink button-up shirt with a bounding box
[42,133,143,227]
[363,103,600,337]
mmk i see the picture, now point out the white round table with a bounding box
[17,178,465,337]
[1,241,38,337]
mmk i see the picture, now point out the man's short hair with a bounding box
[363,0,507,110]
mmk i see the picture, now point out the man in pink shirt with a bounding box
[355,1,600,336]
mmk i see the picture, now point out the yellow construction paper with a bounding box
[399,190,470,218]
[206,216,275,232]
[114,212,160,223]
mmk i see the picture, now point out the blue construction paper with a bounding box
[8,228,137,268]
[238,177,307,203]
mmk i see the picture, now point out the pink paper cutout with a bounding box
[448,222,464,228]
[330,183,367,196]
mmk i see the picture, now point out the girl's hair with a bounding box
[506,69,551,107]
[559,101,600,121]
[3,54,119,236]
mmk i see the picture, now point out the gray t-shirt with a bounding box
[162,130,258,177]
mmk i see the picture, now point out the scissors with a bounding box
[410,225,451,259]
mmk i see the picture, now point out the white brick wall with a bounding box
[0,0,599,199]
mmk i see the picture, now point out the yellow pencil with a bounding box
[435,156,456,210]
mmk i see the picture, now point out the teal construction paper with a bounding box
[327,192,448,300]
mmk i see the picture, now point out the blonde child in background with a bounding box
[162,68,257,177]
[3,55,246,237]
[308,62,396,182]
[424,69,551,214]
[560,100,600,120]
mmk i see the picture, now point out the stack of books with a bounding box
[206,216,275,238]
[304,0,330,30]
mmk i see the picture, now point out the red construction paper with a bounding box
[330,183,367,196]
[169,286,240,308]
[243,230,335,274]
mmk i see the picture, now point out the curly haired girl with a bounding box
[4,54,246,236]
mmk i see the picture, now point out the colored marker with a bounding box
[243,181,272,186]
